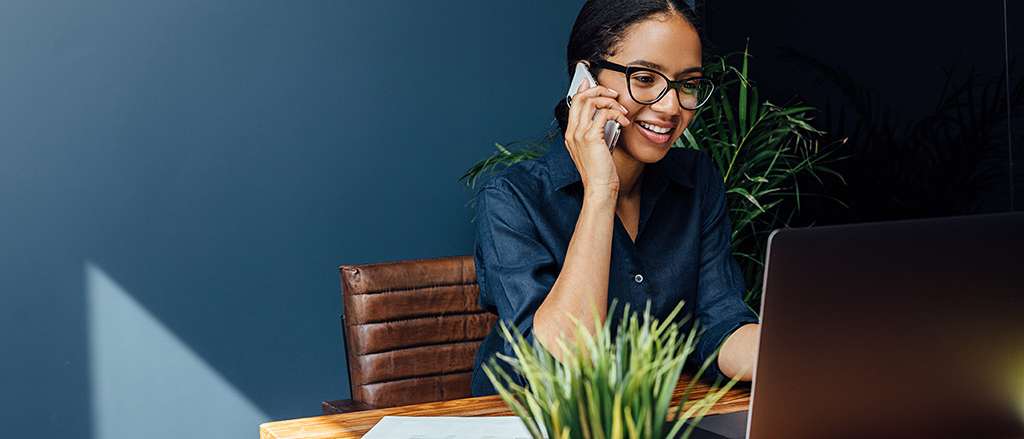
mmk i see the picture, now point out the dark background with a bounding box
[0,1,1018,438]
[709,0,1022,222]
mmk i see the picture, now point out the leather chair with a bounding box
[322,255,498,414]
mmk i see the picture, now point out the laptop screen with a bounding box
[747,213,1024,439]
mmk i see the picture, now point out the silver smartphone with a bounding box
[566,62,621,151]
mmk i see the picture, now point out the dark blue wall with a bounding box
[0,1,583,437]
[3,0,1017,437]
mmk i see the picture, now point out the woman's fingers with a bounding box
[567,84,629,149]
[574,109,628,153]
[567,82,621,128]
[572,102,629,148]
[573,98,627,140]
[564,80,629,190]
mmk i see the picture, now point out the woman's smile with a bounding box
[635,120,676,144]
[595,12,703,163]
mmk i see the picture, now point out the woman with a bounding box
[471,0,760,396]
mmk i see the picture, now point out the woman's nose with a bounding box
[650,88,682,115]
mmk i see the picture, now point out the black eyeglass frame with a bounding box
[590,59,715,110]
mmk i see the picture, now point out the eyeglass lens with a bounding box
[627,70,713,109]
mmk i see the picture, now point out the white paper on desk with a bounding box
[362,416,547,439]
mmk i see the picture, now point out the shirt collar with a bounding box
[543,138,695,191]
[649,151,695,189]
[544,139,583,192]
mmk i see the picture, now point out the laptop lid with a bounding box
[748,213,1024,439]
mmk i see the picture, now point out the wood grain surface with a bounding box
[260,372,751,439]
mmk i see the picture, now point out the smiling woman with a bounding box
[470,0,760,397]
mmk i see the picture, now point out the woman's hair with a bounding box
[555,0,705,133]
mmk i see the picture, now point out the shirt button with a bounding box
[634,274,644,284]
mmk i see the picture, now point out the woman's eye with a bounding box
[630,74,657,86]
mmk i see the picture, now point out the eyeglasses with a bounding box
[591,59,715,110]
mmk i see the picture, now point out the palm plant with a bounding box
[460,46,847,310]
[780,47,1023,221]
[459,139,551,191]
[484,302,737,439]
[678,47,847,307]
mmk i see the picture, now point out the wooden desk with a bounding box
[260,372,750,439]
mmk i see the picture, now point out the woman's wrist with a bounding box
[718,323,759,381]
[583,184,618,204]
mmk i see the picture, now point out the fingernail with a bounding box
[609,89,619,96]
[620,105,628,113]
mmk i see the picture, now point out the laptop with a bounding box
[687,212,1024,439]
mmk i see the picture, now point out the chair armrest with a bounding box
[322,398,380,414]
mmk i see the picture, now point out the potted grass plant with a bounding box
[483,302,738,439]
[461,46,847,310]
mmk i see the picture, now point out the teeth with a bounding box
[638,121,672,134]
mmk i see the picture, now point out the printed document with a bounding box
[362,416,545,439]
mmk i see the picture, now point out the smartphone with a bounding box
[566,62,621,151]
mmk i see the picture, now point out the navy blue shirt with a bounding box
[470,139,758,396]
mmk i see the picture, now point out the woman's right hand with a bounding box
[564,80,631,195]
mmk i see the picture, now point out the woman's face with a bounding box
[595,13,703,164]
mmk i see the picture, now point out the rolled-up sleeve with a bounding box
[692,159,760,378]
[474,182,559,352]
[471,143,759,395]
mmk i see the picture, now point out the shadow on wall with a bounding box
[0,1,586,438]
[87,262,269,438]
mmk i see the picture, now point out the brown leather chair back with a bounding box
[339,255,497,408]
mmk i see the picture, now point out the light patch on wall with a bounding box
[87,262,269,439]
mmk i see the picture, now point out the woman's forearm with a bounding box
[533,187,617,359]
[718,323,759,381]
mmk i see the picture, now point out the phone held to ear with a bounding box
[566,61,621,152]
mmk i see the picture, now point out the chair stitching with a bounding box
[357,370,472,387]
[347,311,494,326]
[346,282,478,296]
[350,339,488,357]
